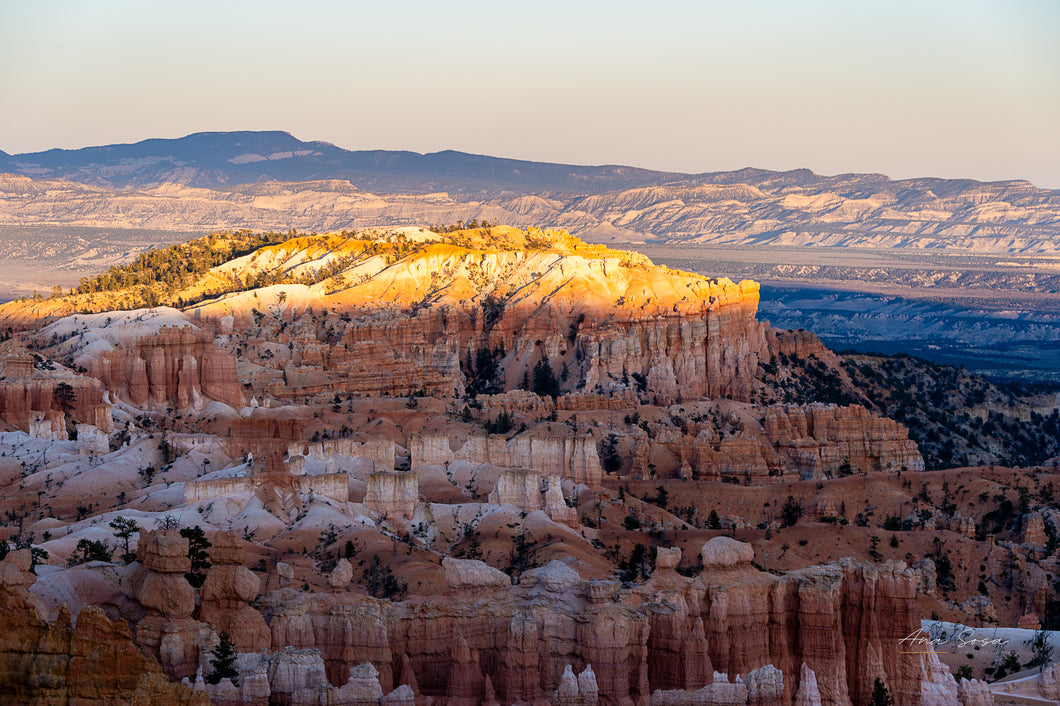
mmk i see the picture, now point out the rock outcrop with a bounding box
[487,470,579,526]
[91,327,242,409]
[365,471,419,521]
[126,529,208,680]
[442,557,512,591]
[1021,511,1047,546]
[0,340,112,433]
[793,664,822,706]
[241,539,962,706]
[0,549,205,704]
[198,530,270,652]
[637,402,924,482]
[180,230,770,405]
[411,431,603,488]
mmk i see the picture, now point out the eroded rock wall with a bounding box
[410,432,603,488]
[247,546,954,706]
[639,403,923,482]
[91,326,242,409]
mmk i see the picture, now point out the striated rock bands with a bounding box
[412,431,603,488]
[91,326,242,409]
[239,540,959,706]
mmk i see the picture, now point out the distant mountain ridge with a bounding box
[0,130,686,195]
[1,131,1059,256]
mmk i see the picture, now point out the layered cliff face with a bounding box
[89,326,243,410]
[0,550,205,705]
[626,400,924,482]
[179,228,769,404]
[24,309,243,411]
[0,339,112,434]
[410,431,603,489]
[115,539,960,706]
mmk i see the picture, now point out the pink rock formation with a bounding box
[700,536,755,567]
[1021,511,1047,546]
[955,678,993,706]
[134,530,195,618]
[554,664,600,705]
[766,328,839,365]
[329,559,354,589]
[0,579,206,705]
[365,471,419,520]
[91,327,242,409]
[442,557,512,591]
[241,538,962,705]
[1039,662,1060,700]
[793,663,822,706]
[951,514,976,538]
[195,237,770,405]
[544,476,579,527]
[649,403,924,482]
[487,470,579,527]
[198,531,270,652]
[127,529,208,680]
[411,431,603,488]
[1017,613,1040,630]
[0,343,112,434]
[761,403,925,476]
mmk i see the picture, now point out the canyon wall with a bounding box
[15,534,953,704]
[636,403,923,482]
[410,432,603,488]
[191,244,770,406]
[90,326,243,409]
[207,540,956,706]
[0,342,112,433]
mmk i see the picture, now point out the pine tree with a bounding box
[600,433,621,474]
[871,677,893,706]
[206,631,239,685]
[109,516,140,564]
[54,381,76,414]
[179,526,212,587]
[532,357,560,398]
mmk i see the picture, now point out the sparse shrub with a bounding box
[780,496,801,528]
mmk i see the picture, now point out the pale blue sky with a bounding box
[2,0,1058,186]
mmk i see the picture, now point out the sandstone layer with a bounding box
[90,326,243,409]
[0,550,205,705]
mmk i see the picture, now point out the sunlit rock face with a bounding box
[168,228,771,405]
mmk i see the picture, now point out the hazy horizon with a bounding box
[3,0,1058,188]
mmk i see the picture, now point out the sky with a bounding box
[2,0,1058,187]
